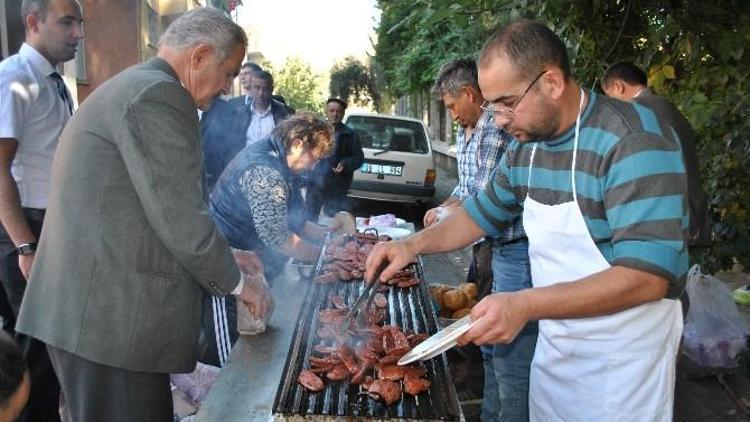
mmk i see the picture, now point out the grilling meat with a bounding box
[326,364,351,381]
[367,379,402,406]
[298,369,325,392]
[404,373,432,396]
[337,344,360,375]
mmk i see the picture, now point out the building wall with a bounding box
[76,0,142,101]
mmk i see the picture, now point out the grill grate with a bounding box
[272,239,461,421]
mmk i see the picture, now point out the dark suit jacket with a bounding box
[201,98,246,192]
[230,96,292,136]
[16,58,240,373]
[310,122,364,193]
[636,88,710,246]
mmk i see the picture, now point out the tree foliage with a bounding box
[329,56,382,110]
[273,57,324,113]
[374,0,750,271]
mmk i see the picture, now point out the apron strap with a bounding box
[571,88,585,202]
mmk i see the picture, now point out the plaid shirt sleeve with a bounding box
[472,110,526,244]
[452,126,478,200]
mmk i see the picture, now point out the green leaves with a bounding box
[373,0,750,271]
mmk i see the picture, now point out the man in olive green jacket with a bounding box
[15,8,271,422]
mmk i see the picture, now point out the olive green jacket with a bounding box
[16,58,240,373]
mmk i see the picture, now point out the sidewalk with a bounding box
[428,147,750,421]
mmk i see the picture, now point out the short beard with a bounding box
[525,98,560,141]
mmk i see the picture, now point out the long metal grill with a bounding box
[272,239,461,420]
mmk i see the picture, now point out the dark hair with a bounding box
[602,61,647,87]
[252,70,274,86]
[241,62,262,72]
[273,113,334,158]
[431,58,479,98]
[326,98,347,109]
[479,20,571,79]
[21,0,50,22]
[0,332,26,408]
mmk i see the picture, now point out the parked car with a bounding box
[344,113,436,204]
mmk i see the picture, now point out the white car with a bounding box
[344,113,436,204]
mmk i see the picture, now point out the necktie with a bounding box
[49,72,74,115]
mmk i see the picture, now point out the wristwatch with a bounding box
[16,242,37,256]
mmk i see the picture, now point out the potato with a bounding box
[439,308,453,318]
[443,289,468,311]
[452,307,472,319]
[458,283,478,300]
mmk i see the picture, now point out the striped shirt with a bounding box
[464,91,688,298]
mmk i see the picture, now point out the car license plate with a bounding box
[360,162,402,176]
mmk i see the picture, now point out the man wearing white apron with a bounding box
[365,20,687,421]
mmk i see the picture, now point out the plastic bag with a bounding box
[682,265,750,368]
[236,273,272,335]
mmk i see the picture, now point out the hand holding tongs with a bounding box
[339,261,389,333]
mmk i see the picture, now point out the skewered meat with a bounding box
[298,369,325,392]
[367,379,402,406]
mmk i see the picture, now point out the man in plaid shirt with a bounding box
[426,59,535,422]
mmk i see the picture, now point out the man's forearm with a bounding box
[520,265,670,321]
[408,207,484,255]
[0,171,34,245]
[441,196,462,208]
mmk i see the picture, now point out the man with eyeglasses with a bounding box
[366,20,686,421]
[427,58,534,422]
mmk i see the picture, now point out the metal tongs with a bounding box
[338,261,389,333]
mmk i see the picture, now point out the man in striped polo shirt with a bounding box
[366,20,686,421]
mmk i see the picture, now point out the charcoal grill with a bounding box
[272,237,462,421]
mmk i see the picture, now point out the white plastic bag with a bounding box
[682,265,750,367]
[236,273,272,335]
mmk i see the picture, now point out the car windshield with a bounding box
[346,116,429,154]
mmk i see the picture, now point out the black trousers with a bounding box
[0,208,60,422]
[47,345,173,422]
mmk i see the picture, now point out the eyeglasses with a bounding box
[481,70,547,119]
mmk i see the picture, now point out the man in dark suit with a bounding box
[602,61,711,247]
[201,97,246,192]
[305,98,364,220]
[15,8,271,421]
[229,62,293,112]
[239,70,292,146]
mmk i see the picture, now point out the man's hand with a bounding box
[237,273,274,319]
[332,163,344,174]
[457,291,531,346]
[19,253,34,280]
[232,249,264,275]
[364,239,417,283]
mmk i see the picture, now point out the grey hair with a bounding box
[431,58,479,99]
[159,7,247,62]
[21,0,50,22]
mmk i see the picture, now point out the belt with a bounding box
[22,207,46,222]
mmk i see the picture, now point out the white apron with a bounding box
[525,90,683,422]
